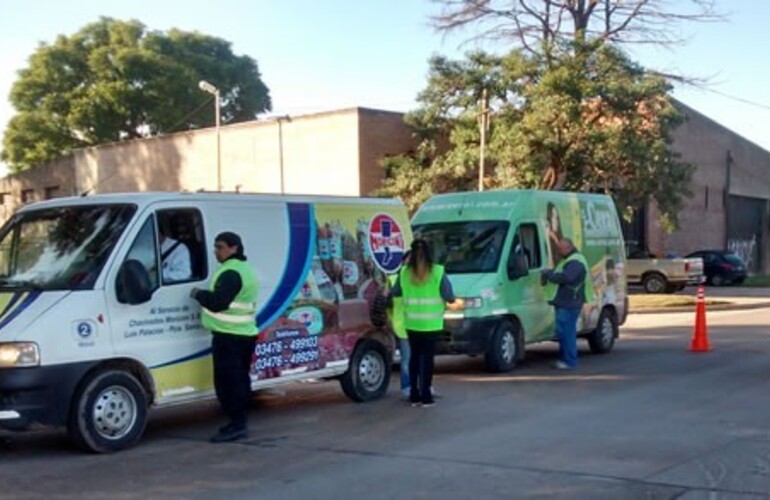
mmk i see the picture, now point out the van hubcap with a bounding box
[92,386,137,440]
[358,352,385,390]
[600,317,614,345]
[501,331,515,362]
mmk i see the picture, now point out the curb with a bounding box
[630,301,770,315]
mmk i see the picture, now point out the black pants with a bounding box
[212,332,256,429]
[407,330,439,404]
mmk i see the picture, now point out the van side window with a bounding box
[156,209,207,284]
[510,223,542,270]
[117,217,160,303]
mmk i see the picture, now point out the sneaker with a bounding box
[218,422,235,434]
[422,400,435,408]
[401,388,411,400]
[430,387,441,399]
[210,426,248,443]
[552,360,574,370]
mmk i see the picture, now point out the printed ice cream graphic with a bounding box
[368,214,405,274]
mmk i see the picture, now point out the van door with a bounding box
[106,207,212,404]
[505,222,553,342]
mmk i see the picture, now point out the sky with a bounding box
[1,1,769,175]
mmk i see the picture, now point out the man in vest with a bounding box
[541,237,593,370]
[191,232,258,442]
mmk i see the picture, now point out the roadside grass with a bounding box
[629,294,730,309]
[744,275,770,287]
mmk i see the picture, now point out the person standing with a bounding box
[191,232,258,442]
[541,237,594,370]
[391,239,462,407]
[387,251,411,400]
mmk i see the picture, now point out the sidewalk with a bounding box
[629,286,770,315]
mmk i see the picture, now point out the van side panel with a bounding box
[251,202,411,381]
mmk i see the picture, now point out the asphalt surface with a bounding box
[2,305,770,499]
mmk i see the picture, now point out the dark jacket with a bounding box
[543,250,587,310]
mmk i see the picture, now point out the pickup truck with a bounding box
[626,249,704,294]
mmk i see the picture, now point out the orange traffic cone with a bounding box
[689,284,711,352]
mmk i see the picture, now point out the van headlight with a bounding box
[0,342,40,368]
[463,297,483,309]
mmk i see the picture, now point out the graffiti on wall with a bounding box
[728,235,756,271]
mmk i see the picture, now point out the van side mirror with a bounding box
[116,259,153,305]
[507,253,529,280]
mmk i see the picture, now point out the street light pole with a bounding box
[198,80,222,191]
[275,115,291,194]
[478,87,489,192]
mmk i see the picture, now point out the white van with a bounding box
[0,192,411,452]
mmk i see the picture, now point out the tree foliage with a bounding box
[377,43,694,229]
[378,0,716,228]
[2,17,271,171]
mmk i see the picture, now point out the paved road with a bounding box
[2,307,770,499]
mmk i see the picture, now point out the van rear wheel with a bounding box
[340,339,390,402]
[484,320,520,373]
[588,309,617,354]
[68,370,148,453]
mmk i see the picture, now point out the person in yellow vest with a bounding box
[541,237,594,370]
[390,239,463,407]
[190,232,258,442]
[386,251,412,400]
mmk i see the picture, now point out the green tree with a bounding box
[378,44,693,229]
[2,17,271,171]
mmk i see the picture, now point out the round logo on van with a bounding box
[287,306,324,336]
[368,213,405,273]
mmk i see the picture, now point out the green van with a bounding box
[411,189,628,372]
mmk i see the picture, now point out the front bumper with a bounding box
[437,317,501,356]
[0,361,96,430]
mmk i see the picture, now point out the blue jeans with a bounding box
[397,337,410,392]
[556,308,581,368]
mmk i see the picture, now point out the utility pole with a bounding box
[478,87,490,191]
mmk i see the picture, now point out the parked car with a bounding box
[685,250,747,286]
[625,247,703,294]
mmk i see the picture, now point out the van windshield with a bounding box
[0,204,136,291]
[413,221,509,274]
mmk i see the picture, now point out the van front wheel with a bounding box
[340,339,390,402]
[68,370,148,453]
[484,320,520,373]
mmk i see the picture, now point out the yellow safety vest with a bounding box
[201,259,259,336]
[544,252,594,304]
[400,264,445,332]
[387,274,407,339]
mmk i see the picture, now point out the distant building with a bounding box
[1,102,768,273]
[0,106,415,207]
[640,101,770,274]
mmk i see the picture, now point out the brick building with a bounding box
[0,107,415,205]
[1,103,768,273]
